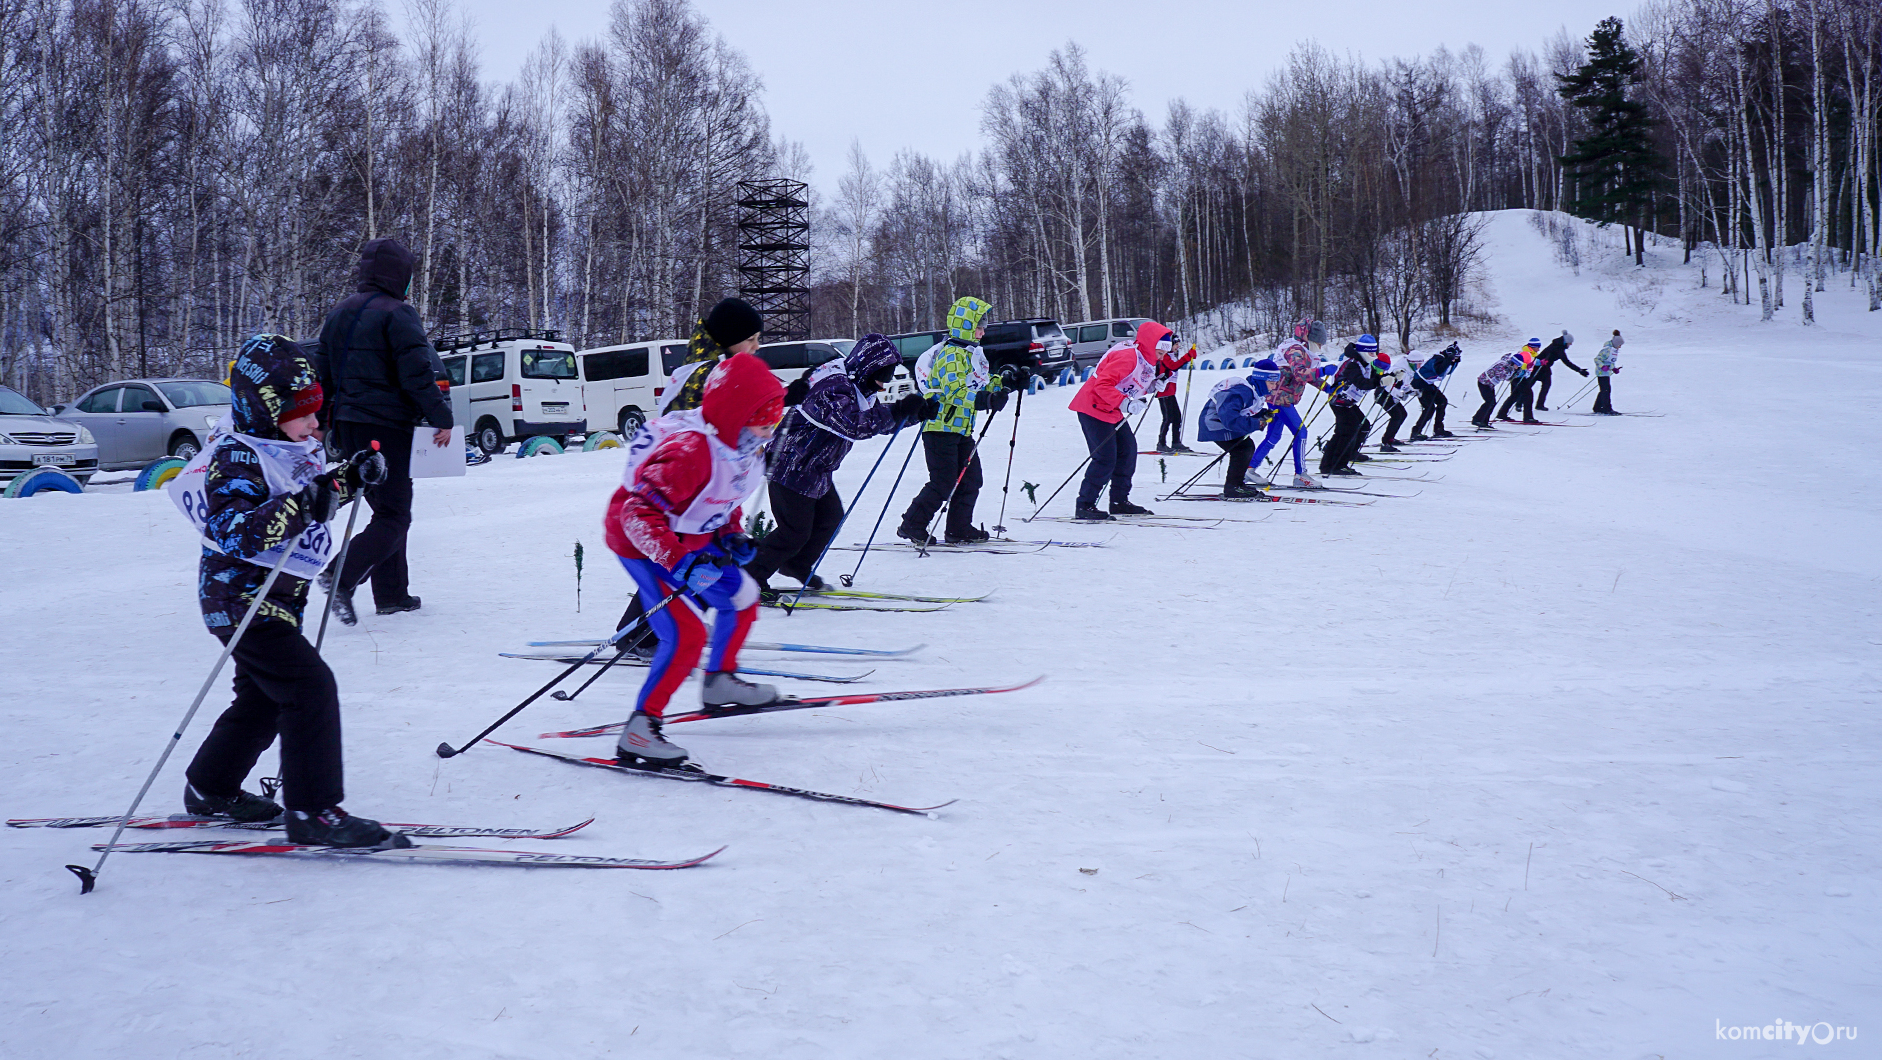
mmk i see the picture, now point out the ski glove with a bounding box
[974,389,1009,412]
[675,550,737,595]
[920,396,942,420]
[1122,396,1149,417]
[783,373,812,407]
[344,448,389,487]
[1576,368,1590,377]
[300,480,340,524]
[717,532,758,566]
[890,394,927,424]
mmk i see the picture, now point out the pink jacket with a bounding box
[1070,321,1173,423]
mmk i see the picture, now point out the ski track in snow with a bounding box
[1,211,1878,1058]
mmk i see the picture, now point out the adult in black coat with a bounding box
[1530,330,1588,410]
[316,238,453,624]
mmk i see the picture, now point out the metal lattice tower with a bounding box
[735,178,811,340]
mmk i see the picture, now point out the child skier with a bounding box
[617,297,765,658]
[1154,342,1199,452]
[749,335,931,594]
[1196,364,1277,497]
[1319,337,1379,477]
[1530,329,1588,410]
[1068,320,1171,520]
[181,335,401,848]
[897,296,1005,545]
[1244,319,1327,489]
[1592,331,1623,414]
[1471,343,1532,429]
[1495,337,1543,423]
[605,352,786,768]
[1371,351,1413,452]
[1407,342,1462,440]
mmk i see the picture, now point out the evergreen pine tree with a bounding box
[1556,17,1662,266]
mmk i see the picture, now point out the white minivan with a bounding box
[576,338,688,438]
[438,329,588,455]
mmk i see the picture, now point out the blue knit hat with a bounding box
[1356,334,1379,354]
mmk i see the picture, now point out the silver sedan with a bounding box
[54,378,231,469]
[0,385,100,487]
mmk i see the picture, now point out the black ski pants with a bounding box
[1531,364,1555,408]
[1473,381,1499,425]
[185,620,344,812]
[1497,377,1534,420]
[748,483,843,586]
[1411,379,1447,435]
[1156,395,1184,449]
[1076,412,1138,509]
[1377,397,1407,444]
[1320,403,1367,473]
[1593,376,1615,413]
[1215,437,1255,488]
[900,431,982,538]
[334,420,416,607]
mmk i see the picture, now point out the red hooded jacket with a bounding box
[1069,321,1172,424]
[604,353,784,569]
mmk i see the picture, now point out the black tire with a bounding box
[168,433,202,462]
[475,419,505,456]
[618,407,646,437]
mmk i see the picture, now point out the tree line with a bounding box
[2,0,1877,404]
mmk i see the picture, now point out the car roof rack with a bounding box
[434,328,564,353]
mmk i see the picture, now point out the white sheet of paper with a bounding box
[409,425,467,478]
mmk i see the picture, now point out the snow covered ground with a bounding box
[2,211,1876,1058]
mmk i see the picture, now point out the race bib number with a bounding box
[167,448,335,580]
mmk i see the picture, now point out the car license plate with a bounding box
[32,454,75,466]
[542,402,569,414]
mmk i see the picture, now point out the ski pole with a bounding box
[840,426,924,587]
[783,416,911,610]
[1157,451,1227,501]
[313,496,361,653]
[70,537,298,894]
[313,440,382,653]
[1025,399,1156,520]
[548,587,702,704]
[917,404,1004,557]
[435,590,689,758]
[1558,376,1597,411]
[991,384,1025,533]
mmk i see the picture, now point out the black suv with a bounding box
[978,319,1074,379]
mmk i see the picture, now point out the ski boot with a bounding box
[1433,428,1456,438]
[1325,467,1362,477]
[896,524,938,546]
[1292,473,1318,489]
[1407,432,1429,442]
[285,807,412,848]
[1171,443,1195,453]
[701,671,785,714]
[945,526,991,545]
[1378,442,1402,453]
[1224,481,1265,498]
[800,574,828,593]
[375,596,421,616]
[1073,505,1113,521]
[615,711,689,767]
[1109,500,1154,516]
[329,583,358,627]
[1521,417,1543,425]
[1351,452,1372,463]
[184,781,282,823]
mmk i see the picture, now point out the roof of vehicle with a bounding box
[436,328,568,353]
[79,377,224,388]
[986,318,1060,326]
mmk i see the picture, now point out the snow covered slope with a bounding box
[1,211,1876,1058]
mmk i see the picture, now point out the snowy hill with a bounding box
[2,210,1876,1057]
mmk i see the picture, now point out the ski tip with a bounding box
[546,817,597,838]
[920,799,960,816]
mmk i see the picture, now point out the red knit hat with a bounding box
[278,382,323,425]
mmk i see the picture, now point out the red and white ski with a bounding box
[536,676,1046,738]
[11,815,592,839]
[91,837,722,869]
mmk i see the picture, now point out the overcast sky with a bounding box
[432,0,1625,198]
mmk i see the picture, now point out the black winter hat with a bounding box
[704,297,763,348]
[357,238,416,299]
